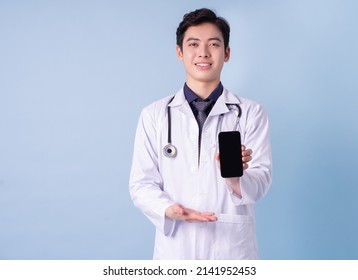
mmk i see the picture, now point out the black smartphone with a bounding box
[218,131,243,178]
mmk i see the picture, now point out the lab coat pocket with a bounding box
[214,213,258,259]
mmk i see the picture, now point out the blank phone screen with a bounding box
[218,131,243,178]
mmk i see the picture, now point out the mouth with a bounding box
[194,62,212,70]
[194,62,212,67]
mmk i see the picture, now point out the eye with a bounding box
[189,42,198,47]
[210,42,220,47]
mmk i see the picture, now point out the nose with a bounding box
[198,45,210,58]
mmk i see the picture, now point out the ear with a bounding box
[224,47,230,62]
[176,45,183,61]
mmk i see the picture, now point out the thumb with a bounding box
[215,153,221,169]
[174,204,185,215]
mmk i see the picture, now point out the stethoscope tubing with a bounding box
[163,98,241,158]
[163,97,177,157]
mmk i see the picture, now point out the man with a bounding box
[129,8,272,259]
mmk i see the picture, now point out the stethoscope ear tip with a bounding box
[163,144,177,158]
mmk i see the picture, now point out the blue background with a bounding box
[1,0,357,259]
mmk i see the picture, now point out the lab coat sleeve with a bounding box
[129,107,176,236]
[229,103,272,205]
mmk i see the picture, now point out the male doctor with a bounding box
[129,8,272,259]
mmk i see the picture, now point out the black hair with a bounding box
[176,8,230,50]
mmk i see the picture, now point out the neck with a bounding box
[186,80,221,100]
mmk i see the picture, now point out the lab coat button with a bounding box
[191,166,197,172]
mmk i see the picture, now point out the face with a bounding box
[176,22,230,87]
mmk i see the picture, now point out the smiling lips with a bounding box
[194,62,212,70]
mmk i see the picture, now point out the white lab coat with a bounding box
[129,88,272,259]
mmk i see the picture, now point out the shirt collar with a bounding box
[184,82,224,103]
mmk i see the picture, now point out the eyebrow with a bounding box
[185,37,223,43]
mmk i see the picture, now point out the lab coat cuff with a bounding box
[163,216,176,236]
[160,203,176,236]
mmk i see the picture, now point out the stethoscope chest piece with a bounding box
[163,144,177,158]
[163,95,241,158]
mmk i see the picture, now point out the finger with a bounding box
[199,212,218,221]
[205,215,218,221]
[243,163,249,170]
[182,209,218,222]
[187,214,217,222]
[185,213,211,222]
[242,148,252,157]
[215,153,220,161]
[195,211,218,220]
[200,212,216,216]
[242,155,252,163]
[215,153,221,169]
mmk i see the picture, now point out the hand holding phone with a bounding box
[218,131,243,178]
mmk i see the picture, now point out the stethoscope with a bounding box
[163,98,242,158]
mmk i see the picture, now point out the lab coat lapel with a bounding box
[168,88,241,118]
[209,89,241,117]
[168,89,194,118]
